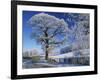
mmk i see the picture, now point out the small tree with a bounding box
[28,13,69,60]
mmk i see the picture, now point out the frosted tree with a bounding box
[75,21,89,50]
[73,14,90,50]
[28,13,69,60]
[64,13,90,51]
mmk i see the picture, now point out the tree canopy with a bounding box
[28,13,69,60]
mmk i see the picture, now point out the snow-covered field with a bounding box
[23,49,90,69]
[49,49,89,58]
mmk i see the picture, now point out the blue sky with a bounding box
[22,11,77,53]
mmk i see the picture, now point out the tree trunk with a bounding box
[44,28,49,60]
[45,44,49,60]
[45,47,48,60]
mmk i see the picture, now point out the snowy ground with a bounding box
[22,59,86,69]
[22,49,89,69]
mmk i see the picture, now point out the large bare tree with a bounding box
[28,13,69,60]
